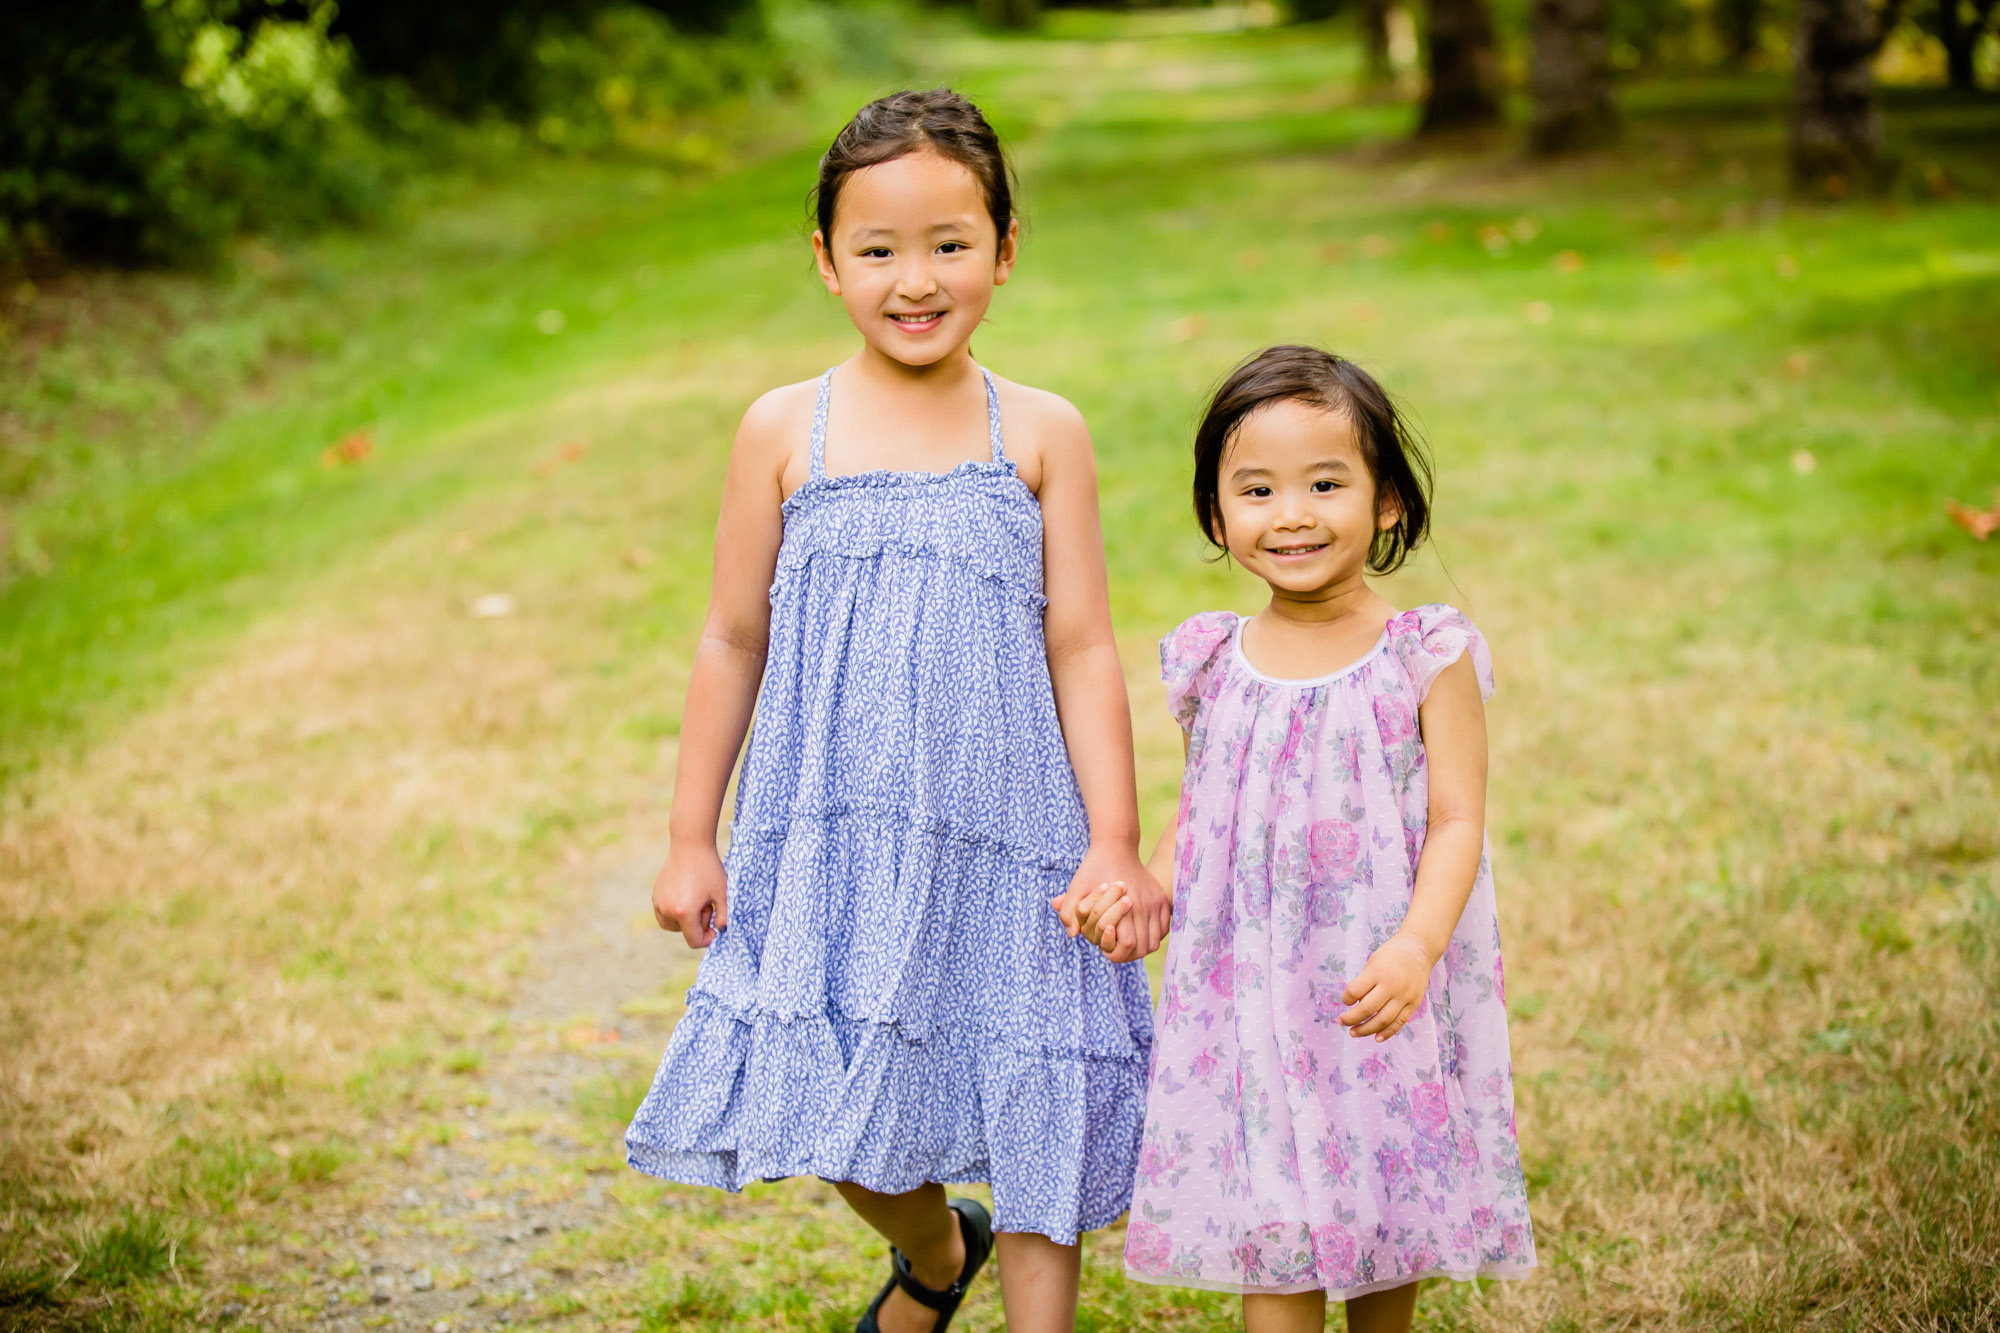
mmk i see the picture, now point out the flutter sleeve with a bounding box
[1160,611,1238,731]
[1386,604,1495,704]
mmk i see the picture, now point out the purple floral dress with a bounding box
[1123,606,1535,1298]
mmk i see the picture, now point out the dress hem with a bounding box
[1120,1262,1536,1299]
[623,1146,1125,1247]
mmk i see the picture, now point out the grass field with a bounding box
[3,9,1998,1331]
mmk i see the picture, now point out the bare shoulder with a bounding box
[986,373,1092,490]
[738,376,820,449]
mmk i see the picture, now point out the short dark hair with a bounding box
[813,89,1015,245]
[1191,345,1433,574]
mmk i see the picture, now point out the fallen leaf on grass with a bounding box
[1169,315,1207,343]
[534,441,587,477]
[1946,491,2000,541]
[1422,221,1452,244]
[1358,234,1395,259]
[1791,450,1817,475]
[1553,250,1586,274]
[1478,225,1510,257]
[1783,352,1811,379]
[1318,241,1350,264]
[319,432,374,468]
[469,594,515,619]
[1775,253,1800,281]
[1350,300,1380,324]
[563,1026,621,1046]
[1239,246,1265,273]
[623,546,655,569]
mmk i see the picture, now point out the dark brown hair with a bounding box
[812,89,1015,245]
[1192,345,1433,574]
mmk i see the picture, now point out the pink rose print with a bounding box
[1189,1046,1222,1083]
[1232,1238,1265,1281]
[1207,953,1236,998]
[1451,1223,1475,1254]
[1275,705,1309,772]
[1320,1133,1353,1186]
[1410,1081,1449,1134]
[1137,1142,1175,1187]
[1126,1221,1172,1274]
[1374,693,1416,746]
[1312,1223,1358,1286]
[1359,1051,1392,1086]
[1308,820,1360,880]
[1472,1206,1496,1231]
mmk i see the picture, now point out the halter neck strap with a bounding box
[808,365,1006,477]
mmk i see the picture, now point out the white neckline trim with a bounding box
[1232,613,1390,688]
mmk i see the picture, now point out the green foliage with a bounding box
[0,2,393,265]
[74,1210,185,1286]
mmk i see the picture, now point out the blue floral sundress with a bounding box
[625,366,1154,1243]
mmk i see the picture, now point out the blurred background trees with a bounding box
[1,0,1994,270]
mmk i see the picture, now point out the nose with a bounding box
[1274,489,1313,530]
[895,256,938,301]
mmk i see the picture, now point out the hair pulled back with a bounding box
[1192,345,1433,575]
[813,89,1015,244]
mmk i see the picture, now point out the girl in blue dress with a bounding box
[624,90,1171,1333]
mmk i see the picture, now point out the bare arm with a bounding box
[1339,652,1487,1039]
[1035,401,1172,962]
[651,391,793,947]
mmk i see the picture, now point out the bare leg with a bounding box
[1345,1282,1419,1333]
[994,1231,1081,1333]
[830,1181,967,1333]
[1243,1290,1327,1333]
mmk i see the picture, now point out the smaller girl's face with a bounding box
[1216,398,1399,596]
[813,150,1018,368]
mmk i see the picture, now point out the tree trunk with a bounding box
[1788,0,1900,186]
[1715,0,1764,65]
[1528,0,1615,153]
[1359,0,1394,88]
[1419,0,1503,132]
[976,0,1039,31]
[1936,0,1995,89]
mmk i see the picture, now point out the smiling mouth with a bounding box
[888,311,945,328]
[1266,542,1328,556]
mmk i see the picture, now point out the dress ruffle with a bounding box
[626,395,1152,1243]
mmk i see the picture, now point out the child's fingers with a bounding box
[1106,914,1140,964]
[1338,983,1389,1028]
[1088,894,1134,939]
[712,891,728,932]
[1352,997,1409,1039]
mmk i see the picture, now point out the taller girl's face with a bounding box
[813,150,1019,368]
[1215,398,1400,598]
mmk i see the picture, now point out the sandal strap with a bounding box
[890,1247,965,1312]
[886,1198,992,1316]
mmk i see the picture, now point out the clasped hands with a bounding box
[1051,847,1171,964]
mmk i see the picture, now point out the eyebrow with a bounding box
[1228,459,1353,484]
[850,220,981,241]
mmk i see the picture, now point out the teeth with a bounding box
[891,313,939,322]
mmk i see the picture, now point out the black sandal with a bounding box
[856,1197,994,1333]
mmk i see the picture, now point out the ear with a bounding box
[1375,489,1402,532]
[992,217,1020,287]
[812,229,842,296]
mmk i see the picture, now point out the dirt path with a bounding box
[298,851,697,1332]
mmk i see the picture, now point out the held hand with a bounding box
[1339,934,1435,1041]
[651,843,730,949]
[1052,845,1170,964]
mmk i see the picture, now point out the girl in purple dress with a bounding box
[1070,346,1535,1332]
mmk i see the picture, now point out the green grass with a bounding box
[3,7,1998,1331]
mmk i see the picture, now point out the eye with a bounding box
[936,241,969,254]
[1311,479,1339,493]
[860,247,891,259]
[1245,486,1272,498]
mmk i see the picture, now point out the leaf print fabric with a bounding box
[624,370,1153,1245]
[1125,605,1535,1297]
